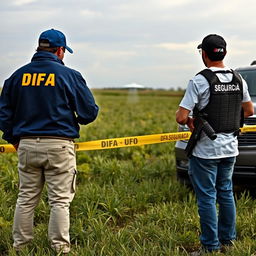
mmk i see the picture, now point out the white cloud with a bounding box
[1,0,256,88]
[149,0,194,8]
[80,9,102,18]
[155,41,198,54]
[228,38,256,56]
[12,0,37,6]
[73,42,137,59]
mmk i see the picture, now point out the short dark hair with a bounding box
[206,51,226,61]
[36,46,58,53]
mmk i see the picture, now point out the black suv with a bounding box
[175,64,256,187]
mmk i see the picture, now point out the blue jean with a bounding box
[188,156,236,251]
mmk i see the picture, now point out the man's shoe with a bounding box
[190,250,204,256]
[190,248,205,256]
[220,240,234,253]
[190,247,220,255]
[190,252,201,256]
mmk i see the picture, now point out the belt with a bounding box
[20,136,75,142]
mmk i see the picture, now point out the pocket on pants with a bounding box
[71,169,77,193]
[18,148,27,170]
[47,147,69,172]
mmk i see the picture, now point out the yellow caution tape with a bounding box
[0,132,191,153]
[0,125,256,154]
[75,132,191,151]
[240,125,256,133]
[0,144,16,153]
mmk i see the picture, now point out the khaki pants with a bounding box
[13,138,77,254]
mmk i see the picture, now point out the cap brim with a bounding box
[197,43,202,49]
[66,46,73,54]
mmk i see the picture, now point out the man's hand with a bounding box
[242,101,254,118]
[186,117,195,131]
[176,106,194,131]
[13,143,19,150]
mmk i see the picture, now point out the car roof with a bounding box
[236,65,256,71]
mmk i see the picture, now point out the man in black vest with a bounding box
[176,34,254,254]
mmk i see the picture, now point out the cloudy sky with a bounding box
[1,0,256,89]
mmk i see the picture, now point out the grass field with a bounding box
[1,89,256,255]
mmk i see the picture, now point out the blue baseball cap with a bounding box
[38,28,73,53]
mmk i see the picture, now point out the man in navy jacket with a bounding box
[0,28,99,254]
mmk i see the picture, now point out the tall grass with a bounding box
[0,90,256,255]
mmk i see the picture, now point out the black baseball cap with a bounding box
[197,34,226,58]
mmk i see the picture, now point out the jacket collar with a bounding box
[31,51,64,65]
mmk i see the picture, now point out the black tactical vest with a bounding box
[198,69,243,133]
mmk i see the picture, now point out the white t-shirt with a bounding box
[179,67,251,159]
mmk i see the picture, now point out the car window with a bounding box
[238,70,256,96]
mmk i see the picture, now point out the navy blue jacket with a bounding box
[0,51,99,144]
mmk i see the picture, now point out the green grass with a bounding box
[0,89,256,255]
